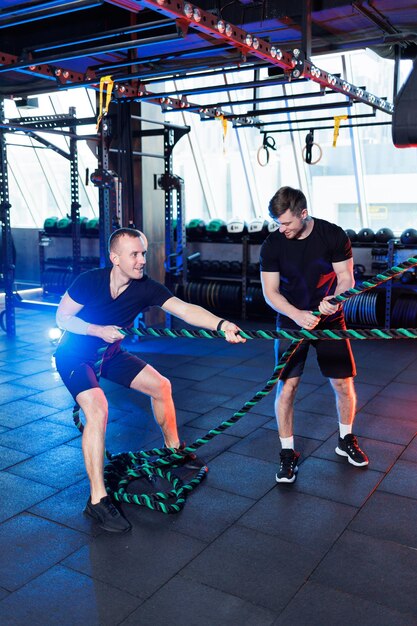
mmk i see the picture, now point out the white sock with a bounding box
[280,436,294,450]
[339,423,352,439]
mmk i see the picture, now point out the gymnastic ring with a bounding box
[302,142,322,165]
[257,145,270,167]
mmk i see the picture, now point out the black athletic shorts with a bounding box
[275,313,356,380]
[55,343,147,401]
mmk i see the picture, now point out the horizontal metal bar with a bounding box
[224,100,353,120]
[31,18,174,52]
[0,33,180,72]
[137,76,295,101]
[185,87,331,112]
[257,121,391,134]
[252,111,376,128]
[109,148,165,159]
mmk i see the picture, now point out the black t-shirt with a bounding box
[260,218,352,313]
[56,267,173,358]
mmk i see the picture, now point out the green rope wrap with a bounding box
[72,254,417,514]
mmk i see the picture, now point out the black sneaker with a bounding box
[276,449,300,484]
[335,434,369,467]
[84,496,132,533]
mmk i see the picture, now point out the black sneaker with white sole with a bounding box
[276,449,300,484]
[84,496,132,533]
[335,434,369,467]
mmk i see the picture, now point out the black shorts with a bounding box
[275,314,356,380]
[55,344,147,401]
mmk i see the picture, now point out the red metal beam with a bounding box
[107,0,393,115]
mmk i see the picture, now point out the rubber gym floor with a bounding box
[0,307,416,626]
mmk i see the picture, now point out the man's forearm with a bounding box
[180,304,224,330]
[334,276,355,297]
[56,311,90,334]
[264,291,300,320]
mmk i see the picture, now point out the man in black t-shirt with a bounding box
[260,186,368,484]
[55,228,245,532]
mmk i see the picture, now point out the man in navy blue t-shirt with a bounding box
[260,186,368,484]
[55,227,245,532]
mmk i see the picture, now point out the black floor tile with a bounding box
[239,488,357,552]
[168,362,226,381]
[27,386,74,411]
[120,575,276,626]
[0,398,60,428]
[187,407,270,438]
[0,513,87,591]
[181,525,321,613]
[0,445,29,470]
[29,480,103,536]
[172,388,232,412]
[190,373,260,395]
[311,530,417,615]
[0,471,56,523]
[179,425,241,462]
[274,581,417,626]
[352,411,417,445]
[378,459,417,499]
[0,565,142,626]
[0,419,77,455]
[349,491,417,548]
[222,362,276,383]
[62,527,206,599]
[263,410,338,441]
[400,435,417,462]
[0,358,53,376]
[7,444,85,489]
[204,450,277,499]
[0,370,24,384]
[378,380,417,403]
[230,428,322,464]
[11,370,64,392]
[291,457,384,507]
[361,395,417,422]
[311,436,404,473]
[0,381,39,404]
[125,484,255,544]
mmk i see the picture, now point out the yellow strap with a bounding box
[333,115,348,147]
[96,75,114,131]
[216,114,228,153]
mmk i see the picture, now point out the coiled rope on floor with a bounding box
[73,255,417,514]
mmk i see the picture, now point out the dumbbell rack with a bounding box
[348,239,417,328]
[184,236,272,320]
[38,230,99,296]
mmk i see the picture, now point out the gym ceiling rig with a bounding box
[0,0,412,338]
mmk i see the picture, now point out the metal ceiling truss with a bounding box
[0,0,394,125]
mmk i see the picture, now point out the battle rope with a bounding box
[73,254,417,514]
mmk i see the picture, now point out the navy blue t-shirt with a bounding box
[56,267,173,358]
[260,218,352,313]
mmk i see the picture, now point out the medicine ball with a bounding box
[206,219,227,241]
[248,218,269,243]
[267,220,279,233]
[400,228,417,245]
[375,227,395,243]
[44,216,59,233]
[186,219,206,242]
[227,217,248,242]
[357,228,375,243]
[345,228,357,243]
[86,217,99,235]
[57,217,72,233]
